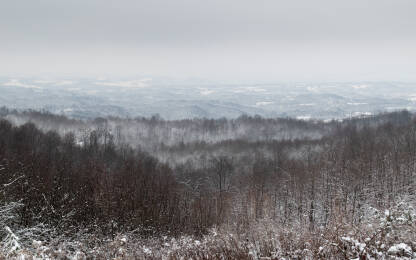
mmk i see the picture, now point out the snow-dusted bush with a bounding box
[317,201,416,259]
[0,201,51,258]
[0,201,415,259]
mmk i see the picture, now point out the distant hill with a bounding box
[1,77,415,120]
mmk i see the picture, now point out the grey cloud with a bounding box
[0,0,415,80]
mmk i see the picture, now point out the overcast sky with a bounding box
[1,0,415,81]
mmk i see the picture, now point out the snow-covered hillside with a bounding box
[1,77,415,120]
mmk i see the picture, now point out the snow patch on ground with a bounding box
[352,84,369,89]
[353,112,372,117]
[3,79,42,90]
[95,79,151,88]
[200,89,214,95]
[347,102,368,105]
[255,101,274,106]
[233,87,267,93]
[55,80,75,86]
[387,243,412,257]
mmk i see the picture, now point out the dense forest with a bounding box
[0,107,415,259]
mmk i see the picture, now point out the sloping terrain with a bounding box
[1,77,415,119]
